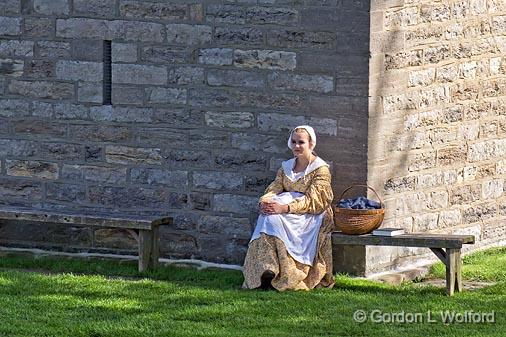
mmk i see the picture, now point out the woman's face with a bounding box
[290,130,313,157]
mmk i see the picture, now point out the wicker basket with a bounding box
[334,184,385,235]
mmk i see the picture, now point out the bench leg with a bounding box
[446,248,462,296]
[139,229,160,272]
[150,226,159,269]
[454,249,462,292]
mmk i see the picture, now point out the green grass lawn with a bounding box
[0,247,504,337]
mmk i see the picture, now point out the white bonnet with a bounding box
[287,125,316,150]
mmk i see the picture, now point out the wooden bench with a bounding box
[331,232,475,296]
[0,206,172,272]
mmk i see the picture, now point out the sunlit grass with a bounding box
[0,248,504,337]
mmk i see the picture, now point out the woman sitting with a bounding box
[242,125,335,291]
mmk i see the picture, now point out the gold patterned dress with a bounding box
[242,157,335,291]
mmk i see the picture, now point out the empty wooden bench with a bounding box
[0,206,173,272]
[331,232,475,296]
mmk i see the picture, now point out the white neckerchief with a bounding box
[281,156,328,182]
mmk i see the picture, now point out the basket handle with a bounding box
[338,184,384,208]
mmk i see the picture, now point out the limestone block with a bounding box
[69,125,134,143]
[56,61,103,82]
[206,4,246,24]
[111,86,144,105]
[408,68,435,87]
[113,64,167,85]
[53,103,88,120]
[0,58,23,77]
[6,160,58,179]
[406,26,443,47]
[198,48,233,65]
[416,169,459,189]
[408,152,436,172]
[268,72,333,93]
[111,43,137,62]
[78,82,103,103]
[384,176,416,194]
[0,40,34,57]
[166,24,212,45]
[7,80,74,99]
[0,0,20,15]
[465,101,493,120]
[105,145,162,165]
[198,215,252,239]
[204,111,254,129]
[234,49,296,70]
[24,60,55,79]
[438,209,462,228]
[215,27,263,46]
[450,184,481,205]
[212,194,258,214]
[119,0,187,20]
[413,212,439,232]
[138,128,187,147]
[430,127,457,145]
[482,179,504,199]
[436,63,459,83]
[214,150,268,171]
[165,149,210,168]
[147,87,187,104]
[193,171,243,191]
[459,61,478,79]
[437,145,467,166]
[492,15,506,35]
[23,17,53,37]
[160,231,198,257]
[480,121,498,138]
[207,69,265,88]
[0,17,20,35]
[36,41,71,58]
[0,177,42,199]
[142,46,191,64]
[90,185,187,209]
[231,133,286,153]
[168,66,204,85]
[33,0,69,15]
[245,175,272,193]
[385,50,423,70]
[245,6,298,25]
[385,6,419,28]
[12,120,66,137]
[427,190,449,210]
[404,109,440,130]
[257,113,306,134]
[189,130,229,148]
[56,18,164,42]
[189,88,302,109]
[266,29,335,49]
[46,183,86,203]
[32,101,53,118]
[74,0,116,18]
[463,203,497,224]
[131,168,188,188]
[468,140,501,162]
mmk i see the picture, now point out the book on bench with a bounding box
[372,228,405,236]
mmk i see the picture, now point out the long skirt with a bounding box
[242,209,335,291]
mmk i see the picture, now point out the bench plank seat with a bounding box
[331,232,475,296]
[331,233,475,248]
[0,206,172,272]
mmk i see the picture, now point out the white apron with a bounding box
[250,191,325,266]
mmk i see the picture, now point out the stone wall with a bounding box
[0,0,370,264]
[368,0,506,274]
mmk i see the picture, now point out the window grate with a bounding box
[103,40,112,105]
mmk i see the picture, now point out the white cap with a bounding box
[287,125,316,150]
